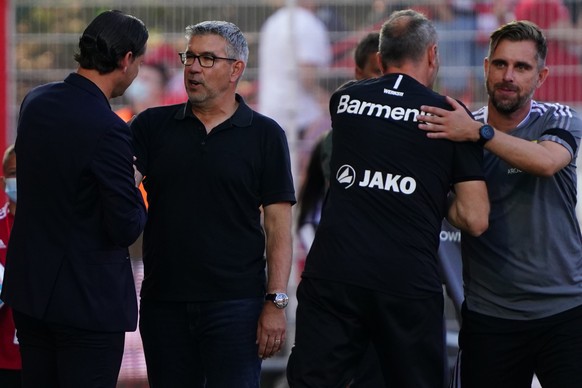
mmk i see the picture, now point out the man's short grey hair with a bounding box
[185,21,249,63]
[379,9,437,68]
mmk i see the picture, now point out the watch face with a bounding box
[481,125,494,140]
[274,293,289,308]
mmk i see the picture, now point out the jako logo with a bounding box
[359,170,416,194]
[336,165,417,194]
[336,165,357,189]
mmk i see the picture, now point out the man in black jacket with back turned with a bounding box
[1,10,148,388]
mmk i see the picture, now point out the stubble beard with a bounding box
[487,81,534,115]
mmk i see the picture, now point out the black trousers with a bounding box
[450,303,582,388]
[13,310,125,388]
[287,277,445,388]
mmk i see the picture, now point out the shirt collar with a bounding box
[174,93,253,128]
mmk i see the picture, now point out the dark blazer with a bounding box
[1,73,146,332]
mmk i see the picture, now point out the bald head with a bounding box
[378,9,437,68]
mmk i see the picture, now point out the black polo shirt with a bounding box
[303,74,484,298]
[131,95,295,301]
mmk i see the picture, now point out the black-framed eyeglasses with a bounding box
[178,52,237,68]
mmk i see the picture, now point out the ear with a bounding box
[120,51,133,72]
[230,60,246,83]
[377,52,387,73]
[428,44,438,69]
[536,66,549,89]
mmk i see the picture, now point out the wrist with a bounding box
[265,292,289,309]
[477,123,495,146]
[473,122,482,143]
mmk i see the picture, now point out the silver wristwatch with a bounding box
[265,292,289,309]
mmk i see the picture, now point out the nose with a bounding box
[502,66,515,82]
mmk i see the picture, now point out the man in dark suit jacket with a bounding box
[0,10,148,388]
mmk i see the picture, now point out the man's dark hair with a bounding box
[74,10,148,74]
[379,9,437,68]
[488,20,548,69]
[354,32,380,70]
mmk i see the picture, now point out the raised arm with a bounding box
[418,96,572,177]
